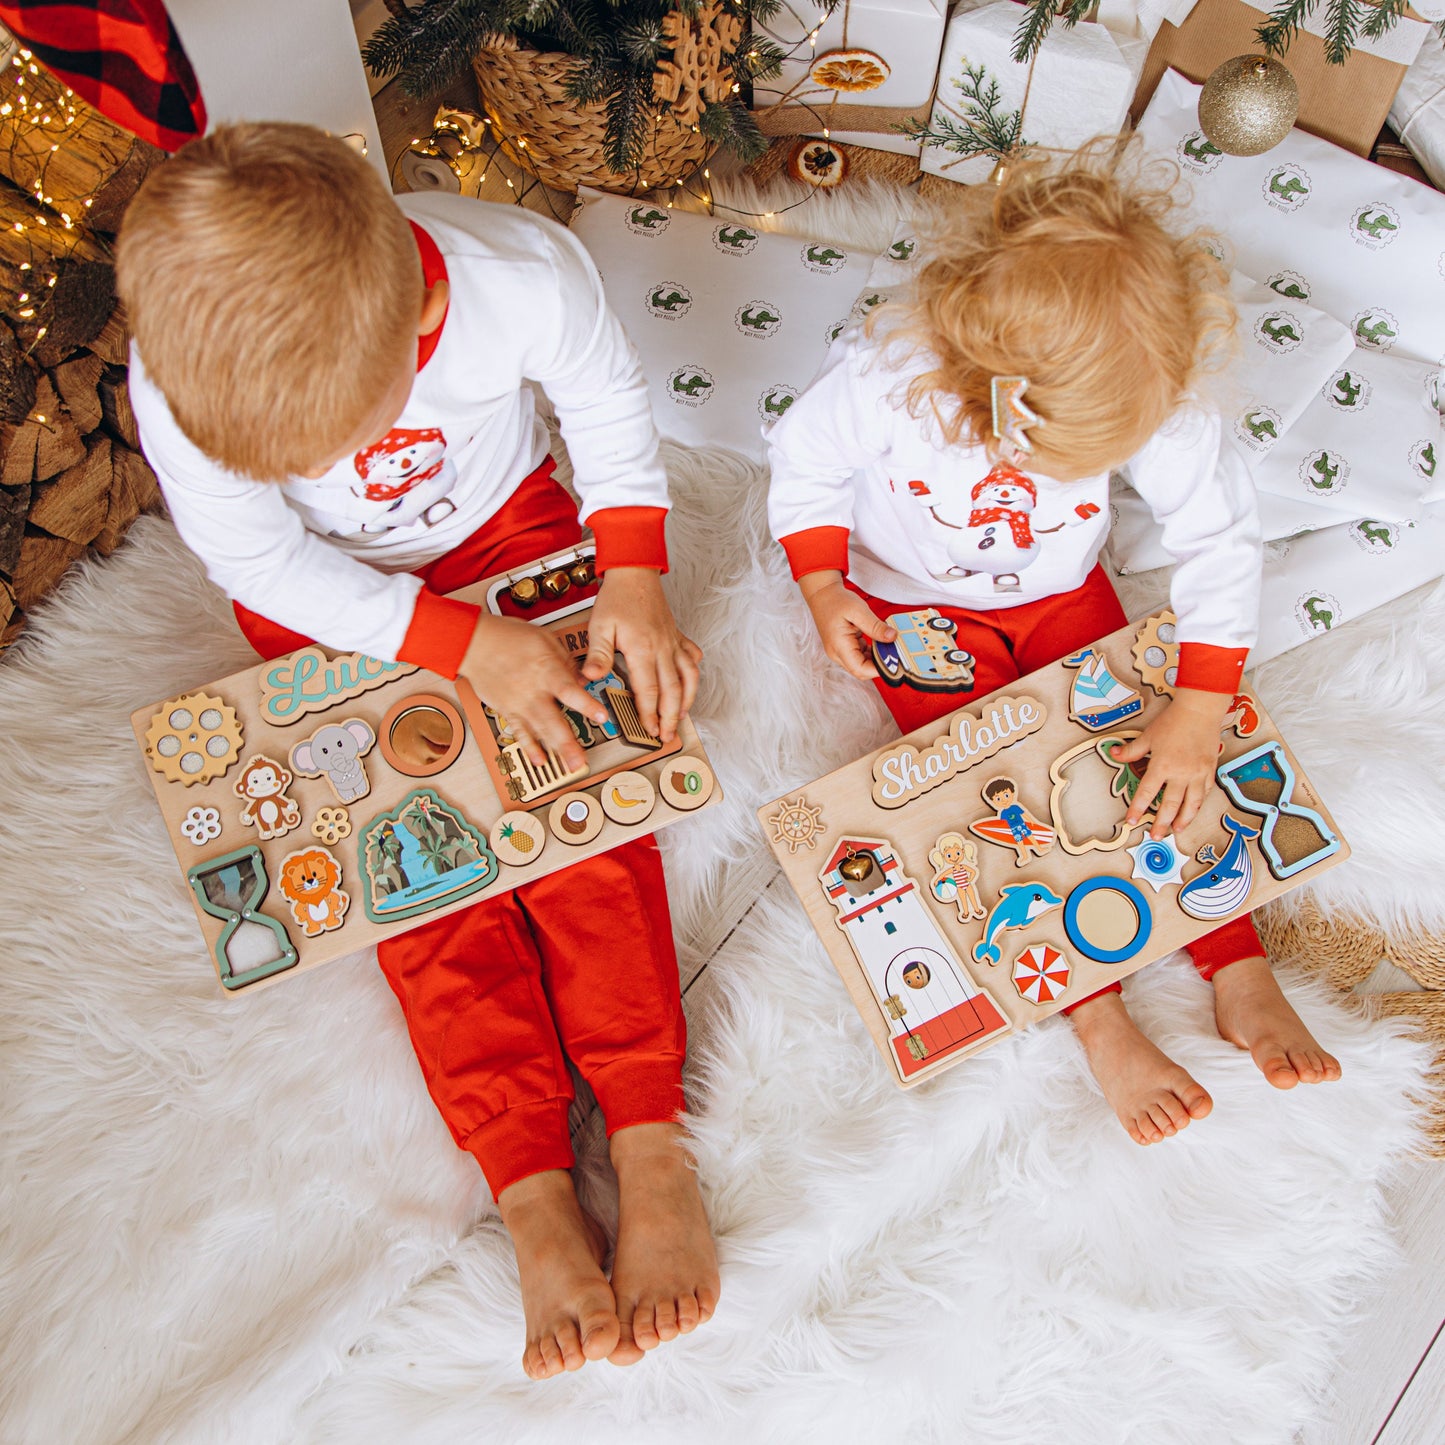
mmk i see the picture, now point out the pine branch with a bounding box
[1360,0,1406,40]
[1010,0,1056,63]
[601,69,655,171]
[904,63,1025,161]
[699,93,767,162]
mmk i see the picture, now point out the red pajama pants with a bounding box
[235,467,687,1196]
[852,564,1262,1003]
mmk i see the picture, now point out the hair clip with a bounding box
[991,375,1042,461]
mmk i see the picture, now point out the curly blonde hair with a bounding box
[878,138,1235,478]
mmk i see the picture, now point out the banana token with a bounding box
[548,791,604,845]
[600,770,657,825]
[659,755,714,811]
[491,810,547,866]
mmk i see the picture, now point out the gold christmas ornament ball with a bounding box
[1198,55,1299,157]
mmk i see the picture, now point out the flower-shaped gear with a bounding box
[767,795,825,853]
[312,807,352,845]
[144,692,244,786]
[1131,612,1179,696]
[180,805,223,846]
[1127,834,1187,892]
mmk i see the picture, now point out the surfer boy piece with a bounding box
[117,124,717,1378]
[768,142,1341,1144]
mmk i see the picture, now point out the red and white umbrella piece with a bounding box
[1011,944,1071,1006]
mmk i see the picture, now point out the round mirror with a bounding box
[378,694,466,778]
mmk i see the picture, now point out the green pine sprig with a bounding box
[1255,0,1410,63]
[901,63,1028,163]
[1009,0,1094,65]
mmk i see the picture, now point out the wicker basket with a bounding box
[471,34,712,196]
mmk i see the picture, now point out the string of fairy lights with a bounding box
[0,44,121,369]
[400,4,846,225]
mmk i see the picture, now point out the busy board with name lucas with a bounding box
[760,610,1347,1089]
[133,544,721,994]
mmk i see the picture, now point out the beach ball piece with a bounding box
[787,138,849,189]
[1012,944,1071,1005]
[1199,55,1298,157]
[181,806,223,846]
[1127,834,1187,892]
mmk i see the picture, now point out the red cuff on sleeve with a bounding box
[1175,642,1249,694]
[779,526,850,581]
[397,589,482,680]
[588,506,669,573]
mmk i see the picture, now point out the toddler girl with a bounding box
[768,144,1340,1143]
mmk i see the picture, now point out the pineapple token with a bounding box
[659,755,715,811]
[548,791,604,845]
[491,811,547,866]
[600,770,656,825]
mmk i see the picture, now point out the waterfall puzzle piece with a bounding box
[1063,647,1143,730]
[820,838,1010,1077]
[927,832,987,923]
[187,846,299,990]
[1215,741,1341,880]
[968,777,1056,865]
[359,788,498,923]
[1178,815,1261,921]
[973,881,1064,966]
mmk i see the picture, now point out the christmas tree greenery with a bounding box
[364,0,810,172]
[901,63,1028,166]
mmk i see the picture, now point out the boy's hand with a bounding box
[1114,689,1230,839]
[582,567,702,744]
[800,572,896,682]
[458,614,607,774]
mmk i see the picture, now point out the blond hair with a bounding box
[116,123,420,480]
[878,139,1235,477]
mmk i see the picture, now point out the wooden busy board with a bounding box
[134,544,721,994]
[759,610,1348,1089]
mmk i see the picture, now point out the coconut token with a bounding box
[659,755,714,811]
[600,770,657,825]
[491,810,547,865]
[548,791,604,845]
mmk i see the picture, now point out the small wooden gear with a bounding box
[787,138,850,189]
[144,691,244,786]
[1131,611,1180,696]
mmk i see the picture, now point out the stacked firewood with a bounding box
[0,55,163,653]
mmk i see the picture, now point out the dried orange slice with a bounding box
[810,49,890,93]
[787,138,850,189]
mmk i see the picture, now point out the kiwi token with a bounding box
[659,755,714,811]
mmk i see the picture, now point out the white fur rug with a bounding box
[2,181,1442,1445]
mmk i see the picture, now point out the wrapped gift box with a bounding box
[1138,70,1445,370]
[1130,0,1429,157]
[751,0,947,137]
[919,0,1145,185]
[569,191,878,461]
[1389,29,1445,190]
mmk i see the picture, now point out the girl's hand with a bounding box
[799,571,896,681]
[1113,689,1231,839]
[582,567,703,744]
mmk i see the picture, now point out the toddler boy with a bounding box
[117,123,717,1377]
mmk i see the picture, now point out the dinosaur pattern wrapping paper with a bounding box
[570,190,880,462]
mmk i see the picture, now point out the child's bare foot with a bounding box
[1069,991,1213,1145]
[496,1169,620,1380]
[1213,955,1342,1089]
[607,1122,720,1366]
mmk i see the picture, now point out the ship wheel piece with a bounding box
[144,691,245,786]
[1131,611,1180,697]
[767,795,826,853]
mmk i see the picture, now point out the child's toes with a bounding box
[1181,1082,1213,1119]
[554,1321,587,1372]
[1258,1047,1300,1089]
[579,1305,620,1361]
[607,1315,645,1367]
[631,1301,662,1351]
[652,1297,680,1343]
[675,1292,702,1335]
[1145,1104,1177,1137]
